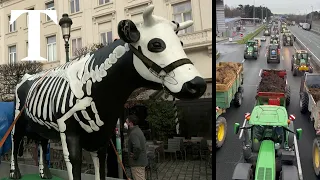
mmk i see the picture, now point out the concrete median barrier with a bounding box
[237,25,266,44]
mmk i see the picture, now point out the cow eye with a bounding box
[148,38,166,53]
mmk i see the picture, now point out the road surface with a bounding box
[216,29,317,180]
[288,26,320,67]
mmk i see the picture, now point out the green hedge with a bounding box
[237,25,266,44]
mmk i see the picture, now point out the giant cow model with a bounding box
[9,5,206,180]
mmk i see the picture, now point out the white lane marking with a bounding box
[241,59,245,63]
[292,31,320,62]
[282,56,284,60]
[265,53,267,57]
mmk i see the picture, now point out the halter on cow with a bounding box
[9,5,206,180]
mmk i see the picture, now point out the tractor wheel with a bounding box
[309,68,314,73]
[248,168,254,180]
[216,116,227,149]
[238,87,244,99]
[277,58,280,64]
[300,92,309,114]
[234,92,242,107]
[313,138,320,178]
[293,69,298,76]
[290,42,293,46]
[286,86,291,106]
[244,56,247,59]
[267,58,270,64]
[291,62,293,71]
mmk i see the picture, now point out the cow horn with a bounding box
[177,20,194,31]
[143,5,155,26]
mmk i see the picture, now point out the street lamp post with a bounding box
[261,4,265,23]
[311,5,313,25]
[59,14,73,63]
[253,0,256,25]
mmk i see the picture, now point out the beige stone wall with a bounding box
[0,0,212,77]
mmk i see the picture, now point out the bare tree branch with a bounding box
[0,61,42,101]
[71,43,105,60]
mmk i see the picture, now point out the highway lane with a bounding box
[216,32,317,180]
[288,26,320,65]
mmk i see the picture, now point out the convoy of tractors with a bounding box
[216,19,320,179]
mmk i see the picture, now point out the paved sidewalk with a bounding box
[146,160,212,180]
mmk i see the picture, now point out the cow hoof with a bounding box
[9,169,22,179]
[40,167,52,179]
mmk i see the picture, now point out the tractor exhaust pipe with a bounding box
[239,119,247,140]
[294,134,303,180]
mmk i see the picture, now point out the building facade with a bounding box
[0,0,212,80]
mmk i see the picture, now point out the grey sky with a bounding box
[224,0,320,14]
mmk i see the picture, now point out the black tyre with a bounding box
[267,59,270,64]
[238,87,244,99]
[313,138,320,178]
[234,92,242,107]
[293,69,298,76]
[277,58,280,64]
[309,68,314,73]
[286,86,291,106]
[216,117,227,149]
[300,92,309,113]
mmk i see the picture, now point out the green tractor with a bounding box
[232,104,303,180]
[244,40,259,60]
[291,50,313,76]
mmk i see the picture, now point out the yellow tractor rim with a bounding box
[315,147,320,168]
[217,123,225,142]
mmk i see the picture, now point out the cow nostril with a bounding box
[185,82,197,94]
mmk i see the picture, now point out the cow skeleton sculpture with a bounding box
[10,5,206,180]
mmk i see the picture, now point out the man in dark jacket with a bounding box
[125,115,148,180]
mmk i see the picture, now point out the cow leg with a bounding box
[60,132,82,180]
[9,126,23,179]
[38,140,52,179]
[90,147,107,180]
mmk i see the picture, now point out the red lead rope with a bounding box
[0,70,51,148]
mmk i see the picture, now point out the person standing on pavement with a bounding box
[124,115,148,180]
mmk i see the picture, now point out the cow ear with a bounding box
[118,20,140,43]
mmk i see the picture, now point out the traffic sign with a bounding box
[240,33,243,37]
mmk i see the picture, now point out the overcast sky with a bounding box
[224,0,320,14]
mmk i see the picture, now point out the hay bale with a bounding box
[216,62,242,84]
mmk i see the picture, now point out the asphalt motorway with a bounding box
[216,30,317,180]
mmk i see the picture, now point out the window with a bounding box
[8,16,16,32]
[172,1,193,34]
[70,0,80,13]
[99,0,110,5]
[47,36,56,62]
[100,31,112,46]
[46,2,55,21]
[71,38,82,57]
[26,8,34,28]
[8,46,16,64]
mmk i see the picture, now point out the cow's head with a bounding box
[117,5,206,100]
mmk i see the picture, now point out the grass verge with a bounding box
[237,25,266,44]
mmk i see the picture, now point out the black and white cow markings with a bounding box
[20,44,128,134]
